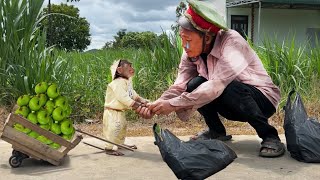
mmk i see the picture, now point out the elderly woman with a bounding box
[138,0,285,158]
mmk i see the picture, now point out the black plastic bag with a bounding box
[284,90,320,163]
[153,124,237,180]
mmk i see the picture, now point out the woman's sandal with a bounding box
[259,138,286,158]
[190,129,232,141]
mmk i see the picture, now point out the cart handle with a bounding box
[75,129,134,151]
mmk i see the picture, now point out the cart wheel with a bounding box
[11,150,29,159]
[12,149,19,156]
[9,156,22,168]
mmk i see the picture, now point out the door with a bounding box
[231,15,249,39]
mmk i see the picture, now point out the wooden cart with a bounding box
[0,113,82,168]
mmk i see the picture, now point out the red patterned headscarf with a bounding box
[185,6,220,34]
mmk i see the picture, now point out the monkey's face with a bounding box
[117,63,135,79]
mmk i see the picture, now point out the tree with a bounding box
[121,31,158,49]
[47,0,80,45]
[176,1,187,18]
[43,3,90,51]
[171,1,187,33]
[112,29,127,48]
[103,30,162,49]
[103,41,114,49]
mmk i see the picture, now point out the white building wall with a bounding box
[227,7,320,46]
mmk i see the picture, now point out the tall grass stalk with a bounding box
[308,36,320,78]
[257,36,319,104]
[133,32,181,100]
[0,0,59,104]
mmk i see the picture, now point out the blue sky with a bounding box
[50,0,181,50]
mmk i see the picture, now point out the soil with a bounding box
[0,106,284,138]
[1,102,319,138]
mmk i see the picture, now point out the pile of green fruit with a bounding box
[14,82,75,149]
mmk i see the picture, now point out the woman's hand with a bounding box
[148,99,176,115]
[135,106,154,119]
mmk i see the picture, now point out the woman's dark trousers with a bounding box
[186,76,280,141]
